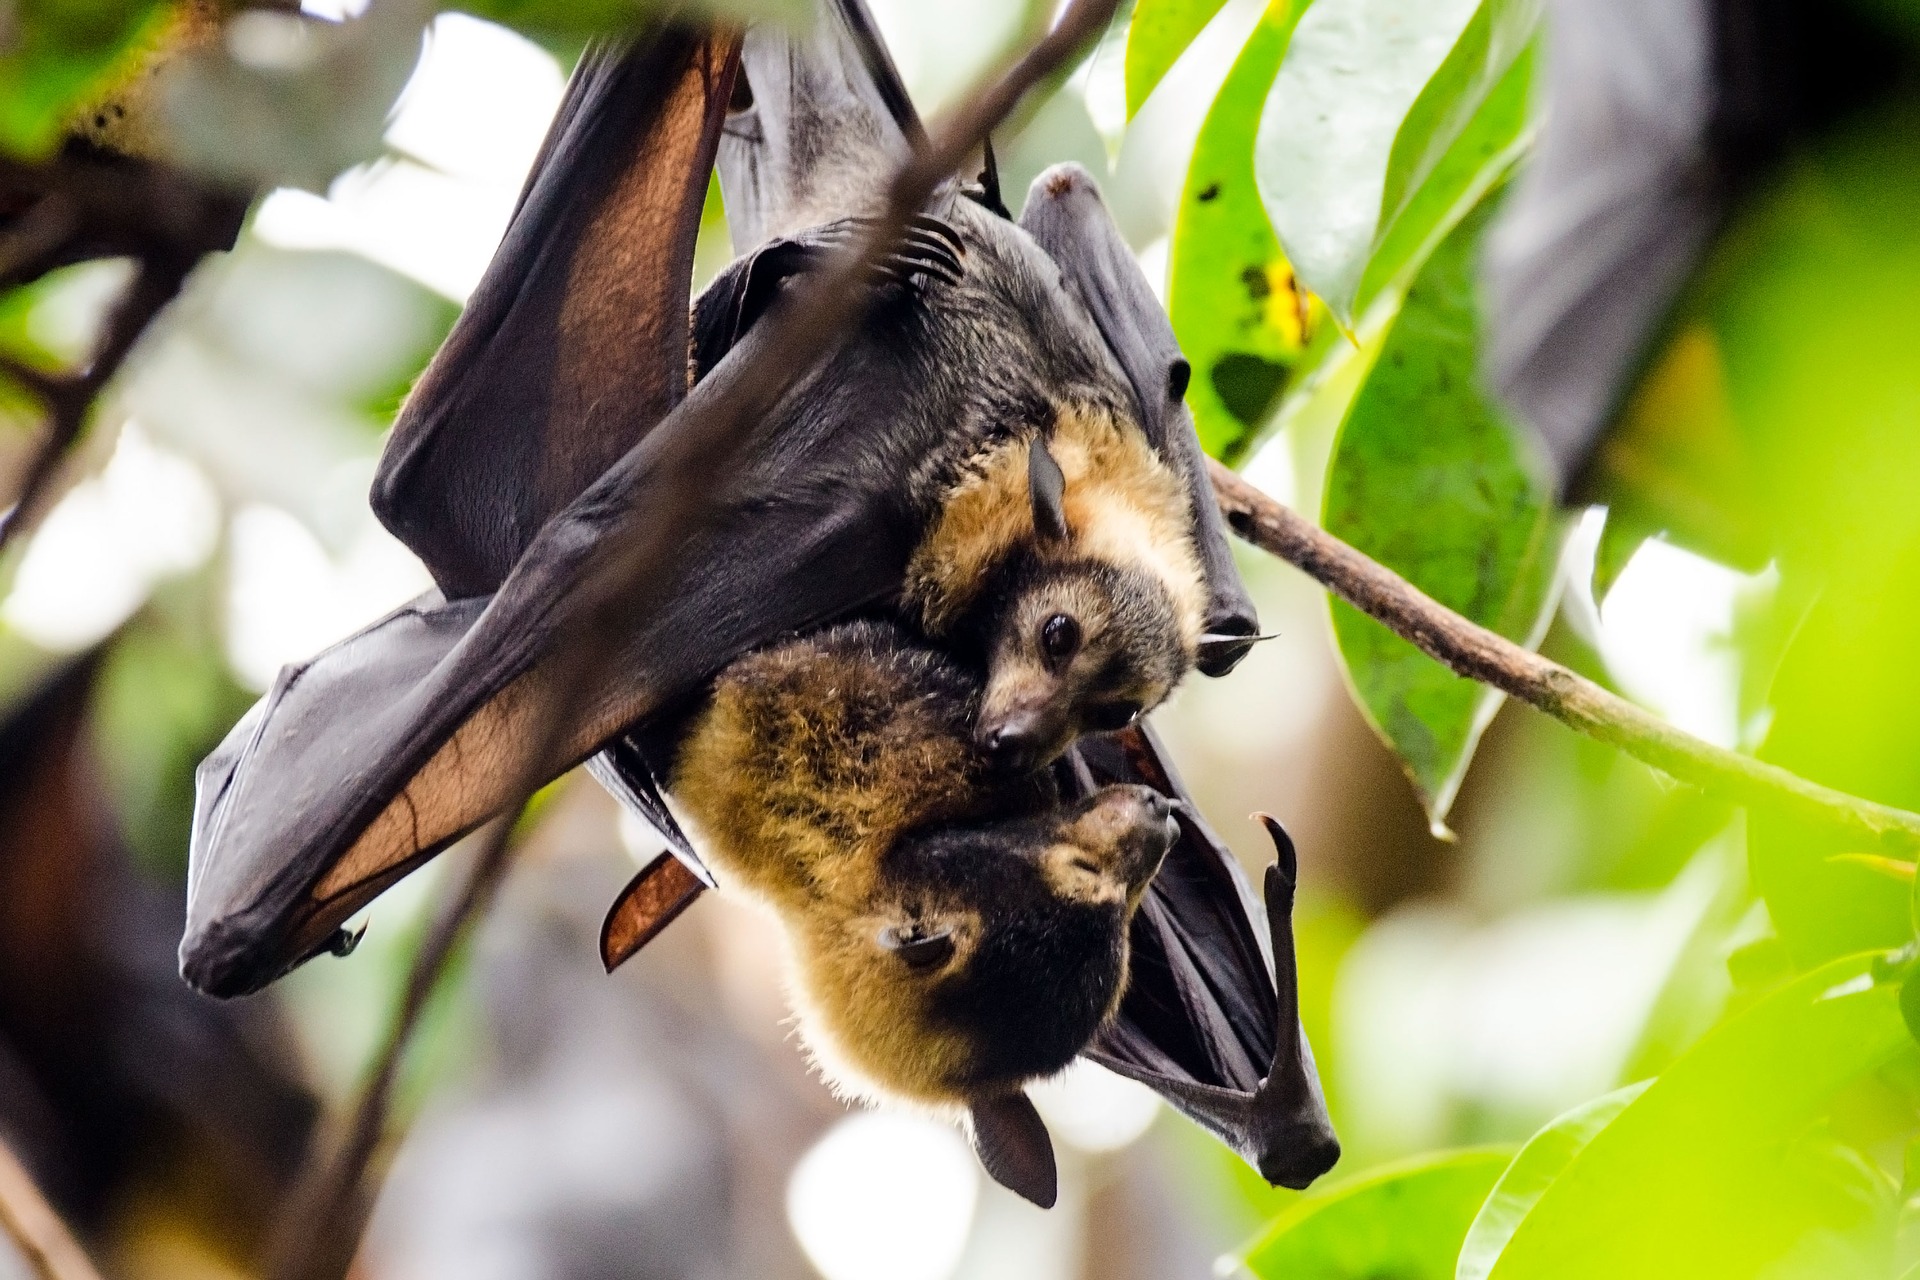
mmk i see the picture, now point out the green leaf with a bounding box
[1590,507,1653,607]
[1370,0,1536,271]
[1351,33,1535,323]
[1455,1083,1649,1280]
[0,0,168,158]
[0,258,135,376]
[1168,0,1316,462]
[1124,0,1230,117]
[1255,0,1537,326]
[1240,1148,1513,1280]
[1323,190,1564,828]
[1484,957,1908,1280]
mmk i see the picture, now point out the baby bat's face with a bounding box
[792,785,1177,1108]
[973,559,1191,775]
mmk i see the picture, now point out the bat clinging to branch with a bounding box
[182,0,1336,1197]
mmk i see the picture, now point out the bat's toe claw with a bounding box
[907,213,965,254]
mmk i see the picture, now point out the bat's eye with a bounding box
[1085,701,1141,733]
[879,924,955,971]
[1040,614,1082,671]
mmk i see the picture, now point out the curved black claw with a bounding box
[807,215,963,284]
[718,215,966,355]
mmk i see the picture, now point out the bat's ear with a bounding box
[972,135,1012,219]
[969,1092,1057,1208]
[1028,433,1069,545]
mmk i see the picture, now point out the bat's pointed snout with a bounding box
[977,713,1046,774]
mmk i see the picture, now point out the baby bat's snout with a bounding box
[977,710,1050,774]
[1075,785,1179,888]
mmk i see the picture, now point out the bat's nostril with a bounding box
[978,717,1042,772]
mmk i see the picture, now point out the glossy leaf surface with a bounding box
[1323,192,1563,827]
[1168,0,1314,461]
[1255,0,1536,326]
[1484,959,1906,1280]
[1124,0,1231,116]
[1243,1148,1512,1280]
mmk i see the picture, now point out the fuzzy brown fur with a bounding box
[904,400,1205,647]
[671,632,995,916]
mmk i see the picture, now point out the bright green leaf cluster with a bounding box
[1592,105,1920,968]
[1123,0,1547,820]
[1237,958,1910,1280]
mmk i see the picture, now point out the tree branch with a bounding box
[263,818,520,1280]
[1209,460,1920,855]
[0,154,248,557]
[0,1140,103,1280]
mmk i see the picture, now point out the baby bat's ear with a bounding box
[1028,433,1069,546]
[969,1092,1057,1208]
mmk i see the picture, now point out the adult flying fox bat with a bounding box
[674,617,1178,1206]
[181,0,1336,1190]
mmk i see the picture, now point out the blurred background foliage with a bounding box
[4,0,1920,1276]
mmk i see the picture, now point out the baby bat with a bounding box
[670,618,1175,1205]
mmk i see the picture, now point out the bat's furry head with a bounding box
[792,784,1176,1108]
[969,554,1189,773]
[906,403,1206,773]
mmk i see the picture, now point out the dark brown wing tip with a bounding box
[969,1092,1057,1208]
[600,853,706,972]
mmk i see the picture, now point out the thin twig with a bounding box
[262,4,1121,1275]
[0,194,77,287]
[0,256,196,553]
[1209,460,1920,855]
[263,814,521,1280]
[0,154,247,557]
[0,1139,104,1280]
